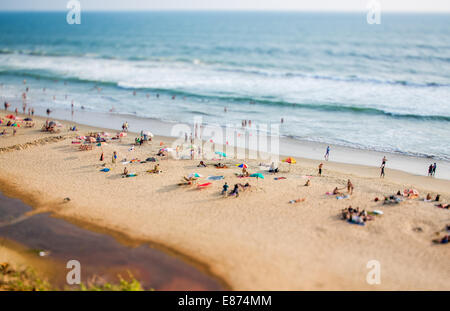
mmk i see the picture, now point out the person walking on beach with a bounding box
[380,163,385,178]
[432,163,437,177]
[318,163,323,176]
[381,156,387,167]
[324,146,330,161]
[46,108,51,116]
[428,164,433,176]
[31,108,34,116]
[4,101,10,111]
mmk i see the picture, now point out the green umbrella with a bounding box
[250,173,264,179]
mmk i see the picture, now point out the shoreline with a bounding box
[8,103,450,180]
[1,111,449,290]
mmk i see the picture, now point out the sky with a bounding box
[1,0,450,12]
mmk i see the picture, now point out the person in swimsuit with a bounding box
[318,163,323,176]
[347,179,354,195]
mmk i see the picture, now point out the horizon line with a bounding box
[0,9,450,13]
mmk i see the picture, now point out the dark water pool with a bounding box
[0,192,224,290]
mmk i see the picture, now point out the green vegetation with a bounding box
[0,262,52,291]
[1,262,146,291]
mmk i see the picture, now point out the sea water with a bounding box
[0,12,449,160]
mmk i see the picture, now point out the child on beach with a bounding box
[318,163,323,176]
[221,182,229,195]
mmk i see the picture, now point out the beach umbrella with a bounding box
[282,157,297,171]
[188,173,202,178]
[250,173,265,179]
[236,163,248,168]
[215,151,227,158]
[282,157,297,164]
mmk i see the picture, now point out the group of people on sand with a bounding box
[222,182,251,197]
[341,206,375,225]
[331,179,354,195]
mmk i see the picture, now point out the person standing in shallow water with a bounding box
[432,163,437,177]
[428,164,433,176]
[324,146,330,161]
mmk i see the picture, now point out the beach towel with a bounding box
[197,182,212,188]
[100,168,110,172]
[369,210,384,215]
[146,157,157,162]
[289,198,305,204]
[126,173,137,178]
[336,195,350,200]
[274,177,286,180]
[207,176,224,180]
[348,219,365,226]
[325,192,335,195]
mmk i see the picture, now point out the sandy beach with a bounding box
[0,111,449,290]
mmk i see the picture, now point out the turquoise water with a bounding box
[0,12,449,159]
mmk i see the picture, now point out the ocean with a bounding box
[0,11,449,160]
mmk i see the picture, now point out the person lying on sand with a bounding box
[289,198,305,204]
[197,161,207,167]
[433,226,449,244]
[435,203,449,209]
[214,162,227,168]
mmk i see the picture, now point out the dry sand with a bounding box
[0,111,449,290]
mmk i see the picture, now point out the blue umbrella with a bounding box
[250,173,264,179]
